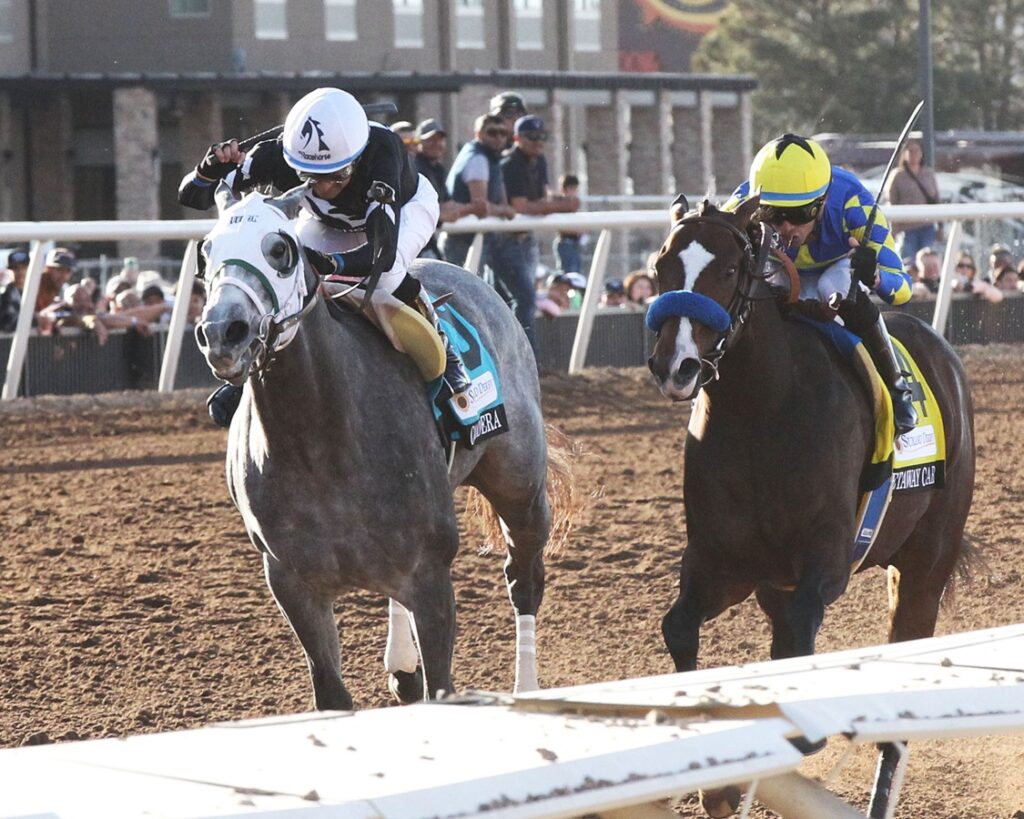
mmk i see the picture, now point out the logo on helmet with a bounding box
[300,117,330,152]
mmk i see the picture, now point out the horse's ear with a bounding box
[214,181,239,213]
[266,183,308,219]
[733,194,761,228]
[669,194,690,225]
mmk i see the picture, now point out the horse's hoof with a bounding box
[700,785,742,818]
[388,668,424,704]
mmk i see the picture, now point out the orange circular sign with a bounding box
[635,0,729,34]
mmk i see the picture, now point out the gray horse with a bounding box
[195,183,568,709]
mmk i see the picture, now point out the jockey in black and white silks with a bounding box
[179,87,471,426]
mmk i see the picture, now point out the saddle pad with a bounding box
[788,315,947,572]
[432,301,509,449]
[891,338,947,493]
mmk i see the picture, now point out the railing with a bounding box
[3,202,1024,400]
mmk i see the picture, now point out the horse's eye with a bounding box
[261,232,294,274]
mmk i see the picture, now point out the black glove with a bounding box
[304,248,342,278]
[197,141,239,181]
[850,244,878,288]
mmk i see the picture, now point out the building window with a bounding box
[574,0,600,52]
[394,0,423,49]
[169,0,211,17]
[456,0,485,49]
[325,0,356,41]
[514,0,543,50]
[0,0,12,43]
[255,0,288,39]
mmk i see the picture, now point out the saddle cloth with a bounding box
[791,314,946,571]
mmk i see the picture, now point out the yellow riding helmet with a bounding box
[749,134,832,207]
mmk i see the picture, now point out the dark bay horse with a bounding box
[647,197,975,817]
[195,184,570,710]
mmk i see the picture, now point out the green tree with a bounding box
[693,0,1024,141]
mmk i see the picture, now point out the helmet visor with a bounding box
[757,197,825,226]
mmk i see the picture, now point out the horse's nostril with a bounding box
[676,358,701,386]
[195,324,208,347]
[647,356,658,376]
[225,320,250,345]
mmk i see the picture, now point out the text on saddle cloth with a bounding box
[431,301,509,450]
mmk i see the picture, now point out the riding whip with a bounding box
[836,99,925,308]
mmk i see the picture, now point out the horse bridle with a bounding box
[203,252,320,381]
[670,212,774,385]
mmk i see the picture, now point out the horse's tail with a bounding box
[940,532,987,615]
[463,424,582,556]
[888,532,987,623]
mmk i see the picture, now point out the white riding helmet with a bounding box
[282,87,369,175]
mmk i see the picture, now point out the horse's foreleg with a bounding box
[756,570,831,660]
[662,548,751,672]
[384,599,424,704]
[264,556,352,711]
[404,562,456,700]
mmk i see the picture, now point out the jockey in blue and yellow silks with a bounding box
[724,133,918,436]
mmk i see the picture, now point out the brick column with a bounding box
[29,94,74,221]
[583,91,627,196]
[670,92,701,199]
[114,87,161,259]
[627,96,661,197]
[0,92,13,221]
[177,92,224,216]
[712,95,743,198]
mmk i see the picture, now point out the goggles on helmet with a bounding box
[298,163,357,185]
[757,197,825,226]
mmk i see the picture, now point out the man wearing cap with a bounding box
[492,115,579,351]
[390,121,418,158]
[0,250,30,332]
[35,248,76,313]
[489,92,528,152]
[414,117,477,259]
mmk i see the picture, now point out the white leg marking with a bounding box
[384,599,420,674]
[514,614,539,693]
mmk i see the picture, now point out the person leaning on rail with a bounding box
[724,133,918,436]
[177,86,472,427]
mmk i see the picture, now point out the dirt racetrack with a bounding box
[2,346,1023,818]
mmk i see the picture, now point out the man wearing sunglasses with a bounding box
[179,86,473,426]
[441,113,516,268]
[724,133,917,436]
[492,115,580,351]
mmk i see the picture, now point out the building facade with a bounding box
[0,0,754,258]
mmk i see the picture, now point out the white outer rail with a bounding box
[2,202,1023,399]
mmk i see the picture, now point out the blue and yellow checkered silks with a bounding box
[725,167,912,306]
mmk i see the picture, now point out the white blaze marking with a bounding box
[669,240,717,389]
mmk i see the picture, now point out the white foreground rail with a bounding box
[3,202,1023,398]
[1,625,1021,818]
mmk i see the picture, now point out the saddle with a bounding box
[321,282,509,456]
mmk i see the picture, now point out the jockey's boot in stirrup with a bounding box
[418,294,472,397]
[207,383,243,429]
[862,317,918,437]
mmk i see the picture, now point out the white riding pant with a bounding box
[798,257,852,304]
[296,174,440,348]
[297,174,439,287]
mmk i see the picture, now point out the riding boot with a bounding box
[417,292,472,397]
[861,316,918,437]
[207,383,243,428]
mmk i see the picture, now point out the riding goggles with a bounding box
[298,163,356,185]
[757,197,825,226]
